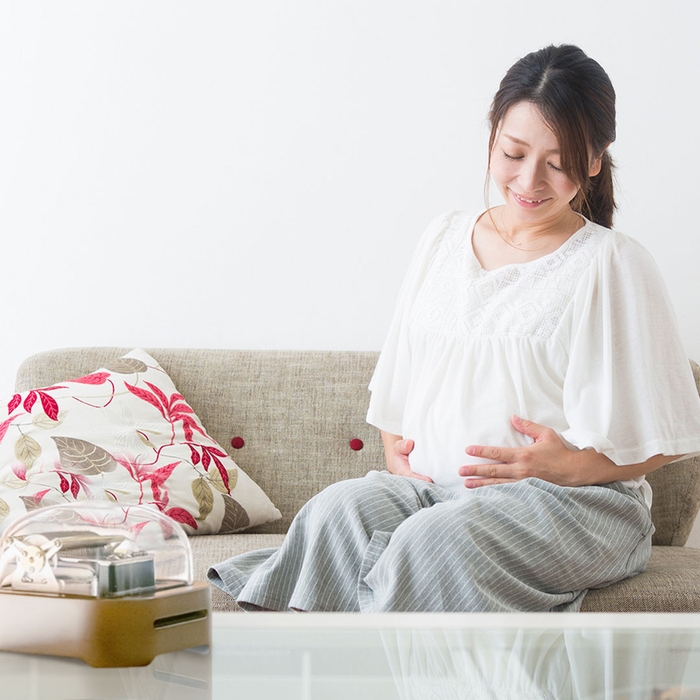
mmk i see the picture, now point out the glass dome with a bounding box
[0,503,193,598]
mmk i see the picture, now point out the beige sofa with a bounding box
[14,347,700,613]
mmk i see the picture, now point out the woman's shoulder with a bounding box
[423,209,479,235]
[410,209,479,257]
[586,220,655,259]
[421,209,482,246]
[580,219,664,282]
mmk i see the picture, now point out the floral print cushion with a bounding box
[0,349,281,535]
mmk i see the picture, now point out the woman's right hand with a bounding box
[381,432,434,482]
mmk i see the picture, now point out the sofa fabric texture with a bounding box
[14,347,700,613]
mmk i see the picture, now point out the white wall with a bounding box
[1,3,699,535]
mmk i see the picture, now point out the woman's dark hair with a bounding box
[488,44,616,228]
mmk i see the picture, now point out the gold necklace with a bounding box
[495,226,553,252]
[488,209,553,252]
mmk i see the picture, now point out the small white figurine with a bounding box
[1,535,62,592]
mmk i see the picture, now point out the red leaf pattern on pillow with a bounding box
[70,474,81,499]
[23,391,37,412]
[129,520,150,537]
[68,372,110,385]
[174,412,206,442]
[12,464,27,481]
[7,395,21,414]
[123,381,210,452]
[146,462,179,509]
[186,445,231,493]
[144,381,170,411]
[148,461,180,487]
[181,417,194,442]
[38,391,60,421]
[0,415,19,445]
[114,457,186,513]
[165,507,198,530]
[213,456,230,492]
[124,382,166,417]
[9,387,63,421]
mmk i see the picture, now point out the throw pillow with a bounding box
[0,348,281,535]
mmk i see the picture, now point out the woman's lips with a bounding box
[511,191,550,208]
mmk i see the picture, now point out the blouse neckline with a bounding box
[466,209,594,275]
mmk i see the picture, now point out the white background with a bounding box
[1,3,699,542]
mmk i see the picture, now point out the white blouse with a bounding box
[367,211,700,507]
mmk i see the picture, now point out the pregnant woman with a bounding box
[209,44,700,612]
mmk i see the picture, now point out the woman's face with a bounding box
[490,101,599,227]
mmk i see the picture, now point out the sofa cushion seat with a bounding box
[581,546,700,612]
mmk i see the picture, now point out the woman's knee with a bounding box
[387,502,465,555]
[298,470,423,535]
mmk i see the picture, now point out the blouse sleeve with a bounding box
[366,211,458,435]
[560,233,700,465]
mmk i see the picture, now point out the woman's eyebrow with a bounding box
[503,133,560,154]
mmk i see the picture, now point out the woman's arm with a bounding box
[459,415,682,488]
[380,430,433,482]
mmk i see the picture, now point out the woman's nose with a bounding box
[519,159,545,191]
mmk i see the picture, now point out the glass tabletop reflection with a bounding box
[3,612,700,699]
[212,613,700,700]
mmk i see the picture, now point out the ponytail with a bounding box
[574,151,616,229]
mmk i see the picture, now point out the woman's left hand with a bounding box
[459,416,678,489]
[458,415,585,488]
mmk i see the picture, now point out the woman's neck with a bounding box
[471,207,586,272]
[495,206,584,246]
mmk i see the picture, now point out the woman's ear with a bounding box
[589,144,611,177]
[589,154,603,177]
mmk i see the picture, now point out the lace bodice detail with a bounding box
[410,212,605,340]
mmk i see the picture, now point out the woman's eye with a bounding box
[502,151,564,173]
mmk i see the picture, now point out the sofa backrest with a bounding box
[647,360,700,545]
[14,348,700,545]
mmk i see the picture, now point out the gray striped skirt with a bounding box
[207,471,654,612]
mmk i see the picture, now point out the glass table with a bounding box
[3,611,700,699]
